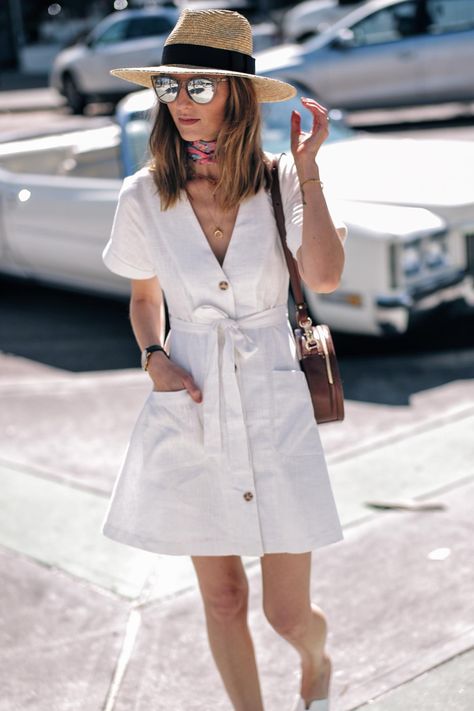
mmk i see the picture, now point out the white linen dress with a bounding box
[100,151,347,556]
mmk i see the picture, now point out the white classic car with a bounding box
[0,86,473,337]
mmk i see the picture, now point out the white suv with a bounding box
[49,8,179,114]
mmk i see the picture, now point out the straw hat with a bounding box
[110,8,296,103]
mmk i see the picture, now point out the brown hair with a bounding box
[146,77,272,210]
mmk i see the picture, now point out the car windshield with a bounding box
[120,88,355,175]
[299,5,357,43]
[299,1,367,48]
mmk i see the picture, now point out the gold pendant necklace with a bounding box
[212,205,224,240]
[186,180,225,240]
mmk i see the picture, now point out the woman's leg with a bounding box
[191,555,265,711]
[260,552,331,706]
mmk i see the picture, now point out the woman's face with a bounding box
[165,73,230,142]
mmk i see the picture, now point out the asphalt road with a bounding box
[1,271,473,407]
[0,97,473,408]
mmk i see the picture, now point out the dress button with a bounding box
[243,491,253,502]
[218,280,229,290]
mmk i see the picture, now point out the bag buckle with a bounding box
[298,315,319,349]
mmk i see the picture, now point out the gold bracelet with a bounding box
[300,178,324,205]
[300,177,324,189]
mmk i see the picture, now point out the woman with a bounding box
[101,9,348,711]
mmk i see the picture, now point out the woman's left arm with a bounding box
[291,97,345,293]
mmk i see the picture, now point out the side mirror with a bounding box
[330,28,355,49]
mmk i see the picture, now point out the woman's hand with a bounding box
[147,351,203,403]
[290,97,330,169]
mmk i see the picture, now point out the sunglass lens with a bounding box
[153,77,179,102]
[187,78,216,104]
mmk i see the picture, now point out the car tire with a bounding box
[63,73,87,115]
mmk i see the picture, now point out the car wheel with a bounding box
[63,73,86,115]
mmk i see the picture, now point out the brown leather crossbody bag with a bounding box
[270,157,345,424]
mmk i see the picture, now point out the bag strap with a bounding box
[270,156,313,329]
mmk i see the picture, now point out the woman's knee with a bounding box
[203,582,249,623]
[260,552,314,640]
[192,556,249,623]
[264,600,327,642]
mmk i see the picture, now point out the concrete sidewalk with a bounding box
[0,72,114,144]
[0,352,473,710]
[0,70,65,112]
[0,86,65,113]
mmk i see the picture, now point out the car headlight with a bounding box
[401,232,449,279]
[402,241,423,277]
[425,233,449,269]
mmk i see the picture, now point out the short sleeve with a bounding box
[102,177,157,280]
[278,153,348,260]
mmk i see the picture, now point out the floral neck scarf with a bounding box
[185,139,217,164]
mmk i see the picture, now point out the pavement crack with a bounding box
[101,608,141,711]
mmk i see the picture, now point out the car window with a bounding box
[350,1,423,46]
[94,19,129,46]
[426,0,474,34]
[126,16,175,39]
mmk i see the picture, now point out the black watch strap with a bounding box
[146,344,168,356]
[143,344,169,371]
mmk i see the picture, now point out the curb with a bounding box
[0,88,66,114]
[0,71,65,114]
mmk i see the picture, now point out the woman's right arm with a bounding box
[130,276,202,402]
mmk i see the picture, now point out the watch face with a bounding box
[140,349,147,369]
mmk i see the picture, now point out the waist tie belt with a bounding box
[169,303,288,468]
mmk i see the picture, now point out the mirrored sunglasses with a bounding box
[151,75,228,104]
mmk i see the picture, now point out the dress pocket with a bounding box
[150,387,189,398]
[271,369,323,456]
[143,388,206,473]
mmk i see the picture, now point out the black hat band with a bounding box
[161,43,256,74]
